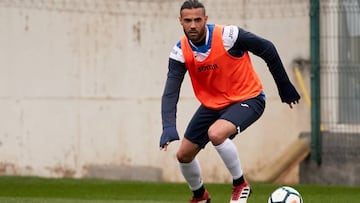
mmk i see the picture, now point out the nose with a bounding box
[190,20,196,28]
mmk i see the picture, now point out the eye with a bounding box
[184,19,192,23]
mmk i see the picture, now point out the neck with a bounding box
[192,37,206,46]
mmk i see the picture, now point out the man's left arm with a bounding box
[232,28,300,107]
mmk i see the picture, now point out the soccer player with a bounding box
[159,0,300,202]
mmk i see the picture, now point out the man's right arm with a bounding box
[161,58,187,128]
[160,58,187,148]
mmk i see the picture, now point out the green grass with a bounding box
[0,176,359,202]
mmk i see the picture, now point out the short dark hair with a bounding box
[180,0,206,15]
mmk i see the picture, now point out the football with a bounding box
[268,186,303,203]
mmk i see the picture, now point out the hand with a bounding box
[159,126,179,151]
[288,100,299,109]
[277,81,301,108]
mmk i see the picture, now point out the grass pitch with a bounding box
[0,176,359,203]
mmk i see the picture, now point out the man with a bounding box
[160,0,300,203]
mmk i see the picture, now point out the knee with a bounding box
[176,150,194,163]
[208,126,226,146]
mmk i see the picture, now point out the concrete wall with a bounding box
[0,0,310,183]
[300,132,360,186]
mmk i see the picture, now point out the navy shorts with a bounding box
[184,95,266,148]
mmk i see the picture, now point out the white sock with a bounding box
[179,158,203,191]
[215,138,243,180]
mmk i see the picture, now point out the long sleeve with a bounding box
[161,58,187,128]
[229,28,300,103]
[230,28,289,83]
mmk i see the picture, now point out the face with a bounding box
[179,8,208,44]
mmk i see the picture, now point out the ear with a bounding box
[179,16,183,26]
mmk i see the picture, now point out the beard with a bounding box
[184,26,206,44]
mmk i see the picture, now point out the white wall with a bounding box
[0,0,310,183]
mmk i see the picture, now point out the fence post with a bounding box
[310,0,322,165]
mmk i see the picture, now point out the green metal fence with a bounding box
[311,0,360,164]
